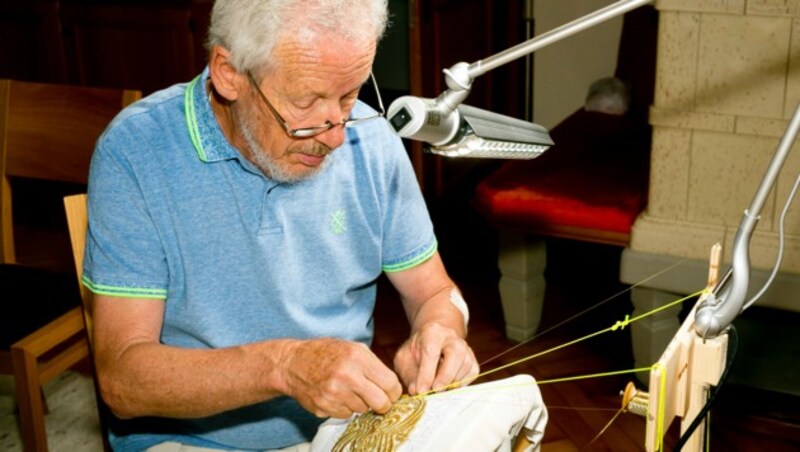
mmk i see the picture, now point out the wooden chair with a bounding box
[0,79,139,452]
[64,192,111,451]
[63,195,91,340]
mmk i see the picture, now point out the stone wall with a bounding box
[631,0,800,273]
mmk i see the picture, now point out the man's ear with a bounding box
[208,45,244,102]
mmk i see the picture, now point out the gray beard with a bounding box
[239,115,332,183]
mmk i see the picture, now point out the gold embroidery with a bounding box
[332,395,426,452]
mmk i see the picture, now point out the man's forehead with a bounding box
[267,37,376,86]
[272,31,376,64]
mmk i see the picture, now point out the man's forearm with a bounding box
[96,338,297,419]
[405,285,468,338]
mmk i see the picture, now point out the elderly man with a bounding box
[83,0,479,450]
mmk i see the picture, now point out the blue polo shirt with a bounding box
[83,68,437,451]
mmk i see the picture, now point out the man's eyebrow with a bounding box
[298,74,371,100]
[341,81,365,98]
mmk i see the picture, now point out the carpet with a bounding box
[0,371,103,451]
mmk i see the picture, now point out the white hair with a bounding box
[207,0,389,73]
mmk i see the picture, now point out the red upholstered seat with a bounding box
[476,5,657,246]
[475,110,650,246]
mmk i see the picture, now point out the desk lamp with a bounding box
[387,0,652,158]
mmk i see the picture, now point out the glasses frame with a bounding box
[245,71,385,139]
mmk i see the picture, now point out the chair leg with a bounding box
[11,346,49,452]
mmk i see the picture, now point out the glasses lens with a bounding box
[291,127,331,138]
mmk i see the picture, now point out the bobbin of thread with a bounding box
[620,381,649,417]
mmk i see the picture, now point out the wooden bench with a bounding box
[473,6,657,341]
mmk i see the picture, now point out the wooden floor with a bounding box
[371,223,800,451]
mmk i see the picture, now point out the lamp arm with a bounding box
[695,102,800,338]
[435,0,655,115]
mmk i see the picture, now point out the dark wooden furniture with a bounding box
[0,0,211,95]
[473,6,658,341]
[0,0,68,84]
[0,79,139,452]
[60,0,211,95]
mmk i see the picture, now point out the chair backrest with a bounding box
[0,79,140,265]
[64,191,113,451]
[63,193,93,338]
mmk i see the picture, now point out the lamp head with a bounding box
[387,96,553,160]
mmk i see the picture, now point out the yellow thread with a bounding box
[611,314,631,331]
[653,362,666,452]
[424,380,535,400]
[624,384,650,417]
[546,405,619,412]
[479,257,691,368]
[421,369,653,449]
[409,289,705,451]
[537,367,652,385]
[418,290,704,398]
[424,366,651,401]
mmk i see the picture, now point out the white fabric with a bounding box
[147,441,311,452]
[310,374,548,452]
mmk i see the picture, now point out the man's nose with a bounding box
[314,122,347,150]
[314,103,349,149]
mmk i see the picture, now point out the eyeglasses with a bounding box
[246,71,385,139]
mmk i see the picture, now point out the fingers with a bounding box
[392,346,420,395]
[364,364,403,409]
[358,376,398,414]
[395,324,480,396]
[444,347,480,386]
[284,339,401,419]
[414,338,441,394]
[433,344,479,391]
[429,344,463,392]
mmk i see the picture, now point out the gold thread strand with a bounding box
[419,290,703,398]
[628,395,649,417]
[537,367,652,386]
[479,258,690,367]
[585,405,626,448]
[329,265,709,450]
[424,367,649,401]
[546,405,620,412]
[655,362,667,452]
[621,381,649,417]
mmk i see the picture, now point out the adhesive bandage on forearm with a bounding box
[449,288,469,330]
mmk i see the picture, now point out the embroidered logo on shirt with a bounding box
[330,209,347,235]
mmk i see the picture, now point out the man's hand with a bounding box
[279,338,402,419]
[393,322,479,395]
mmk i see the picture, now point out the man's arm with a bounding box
[386,251,480,395]
[91,294,402,420]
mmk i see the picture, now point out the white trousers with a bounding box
[147,441,311,452]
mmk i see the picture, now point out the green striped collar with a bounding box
[183,68,242,163]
